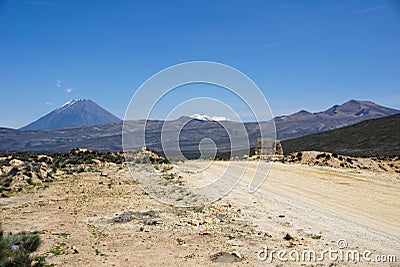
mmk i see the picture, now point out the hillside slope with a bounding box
[281,114,400,157]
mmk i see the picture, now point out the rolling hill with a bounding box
[281,113,400,157]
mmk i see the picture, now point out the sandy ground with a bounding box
[1,161,399,266]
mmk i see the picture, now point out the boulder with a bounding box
[9,159,24,166]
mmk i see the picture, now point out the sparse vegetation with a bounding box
[49,242,67,256]
[161,166,173,172]
[176,238,185,246]
[51,233,70,239]
[0,149,124,171]
[94,248,105,257]
[162,173,176,181]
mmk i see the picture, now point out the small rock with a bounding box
[188,219,200,226]
[204,218,213,224]
[31,260,40,266]
[143,219,158,226]
[283,233,294,241]
[71,245,79,254]
[176,210,186,217]
[278,214,285,218]
[199,229,215,235]
[92,159,103,166]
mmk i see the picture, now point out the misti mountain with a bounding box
[21,99,121,131]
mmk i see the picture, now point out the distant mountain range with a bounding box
[275,99,399,140]
[21,99,121,130]
[281,113,400,157]
[0,99,398,155]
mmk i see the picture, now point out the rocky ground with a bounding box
[281,151,400,173]
[0,151,399,266]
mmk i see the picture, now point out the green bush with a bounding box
[0,226,44,267]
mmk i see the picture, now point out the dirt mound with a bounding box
[126,147,169,164]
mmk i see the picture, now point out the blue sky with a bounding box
[0,0,399,128]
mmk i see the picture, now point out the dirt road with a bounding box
[180,160,400,265]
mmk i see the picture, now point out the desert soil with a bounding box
[1,160,399,266]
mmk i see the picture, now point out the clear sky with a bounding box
[0,0,399,128]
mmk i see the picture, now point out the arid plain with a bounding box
[1,153,399,266]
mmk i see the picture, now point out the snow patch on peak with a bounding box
[190,114,230,122]
[60,99,89,109]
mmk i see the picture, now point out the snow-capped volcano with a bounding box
[190,114,230,122]
[21,99,121,130]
